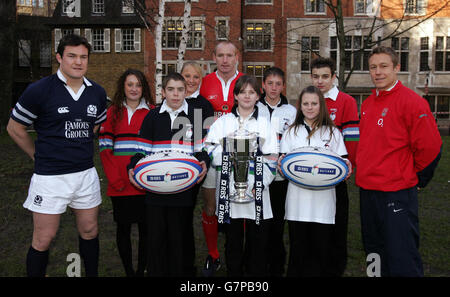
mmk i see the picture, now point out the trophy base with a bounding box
[229,192,254,203]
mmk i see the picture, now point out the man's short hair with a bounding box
[162,72,186,90]
[369,46,399,67]
[213,40,238,55]
[56,34,91,57]
[310,57,336,75]
[263,67,285,83]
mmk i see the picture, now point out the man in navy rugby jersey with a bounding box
[7,34,107,277]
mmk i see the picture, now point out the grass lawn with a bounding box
[0,131,448,277]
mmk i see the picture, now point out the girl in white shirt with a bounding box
[206,75,278,276]
[279,85,351,276]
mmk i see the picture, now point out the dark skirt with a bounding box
[110,195,146,224]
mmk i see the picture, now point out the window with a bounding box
[18,39,31,67]
[420,37,429,72]
[54,28,80,52]
[435,36,450,72]
[245,22,272,51]
[344,35,371,71]
[392,37,409,72]
[92,0,105,14]
[423,95,435,113]
[305,0,325,13]
[355,0,373,15]
[114,28,141,52]
[437,96,449,119]
[244,64,272,87]
[300,36,320,71]
[330,36,338,66]
[246,0,272,3]
[162,19,204,50]
[85,28,110,52]
[62,0,79,16]
[122,29,135,51]
[162,62,176,80]
[40,40,51,67]
[423,95,449,119]
[349,93,370,114]
[216,19,228,40]
[92,29,105,52]
[122,0,134,14]
[405,0,425,15]
[32,0,44,7]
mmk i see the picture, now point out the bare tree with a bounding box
[134,0,192,103]
[287,0,450,91]
[177,0,192,72]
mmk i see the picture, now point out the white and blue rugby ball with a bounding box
[133,151,202,194]
[280,146,348,189]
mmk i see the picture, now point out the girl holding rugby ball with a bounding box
[278,85,351,276]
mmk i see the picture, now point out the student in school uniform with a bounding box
[206,75,278,276]
[279,86,351,277]
[127,73,209,276]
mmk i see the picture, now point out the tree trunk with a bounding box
[155,0,165,103]
[177,0,191,72]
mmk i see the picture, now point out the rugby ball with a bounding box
[133,151,202,194]
[280,146,348,189]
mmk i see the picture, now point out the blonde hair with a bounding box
[181,61,203,77]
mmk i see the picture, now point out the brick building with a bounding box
[45,0,450,130]
[50,0,146,99]
[284,0,450,131]
[151,0,287,88]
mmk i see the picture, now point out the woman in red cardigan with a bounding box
[99,69,155,276]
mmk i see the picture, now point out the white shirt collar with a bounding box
[160,99,189,115]
[214,70,238,102]
[123,98,150,110]
[215,70,239,84]
[376,80,398,96]
[57,68,92,87]
[123,99,150,125]
[186,88,200,99]
[323,85,339,101]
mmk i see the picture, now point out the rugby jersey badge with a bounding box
[87,105,97,117]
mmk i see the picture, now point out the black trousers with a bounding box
[224,218,271,277]
[145,205,193,277]
[287,221,334,277]
[332,181,349,276]
[267,179,288,276]
[360,187,423,277]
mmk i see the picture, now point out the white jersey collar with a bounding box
[323,85,339,101]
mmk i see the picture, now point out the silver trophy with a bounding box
[223,118,259,203]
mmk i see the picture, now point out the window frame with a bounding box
[300,36,320,72]
[304,0,326,15]
[122,0,135,14]
[245,0,273,4]
[39,40,51,68]
[391,36,410,72]
[18,39,31,68]
[435,36,450,72]
[419,37,430,72]
[92,0,105,15]
[404,0,426,16]
[243,62,274,87]
[161,17,205,50]
[243,20,274,52]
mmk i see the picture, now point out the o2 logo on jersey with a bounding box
[87,105,97,117]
